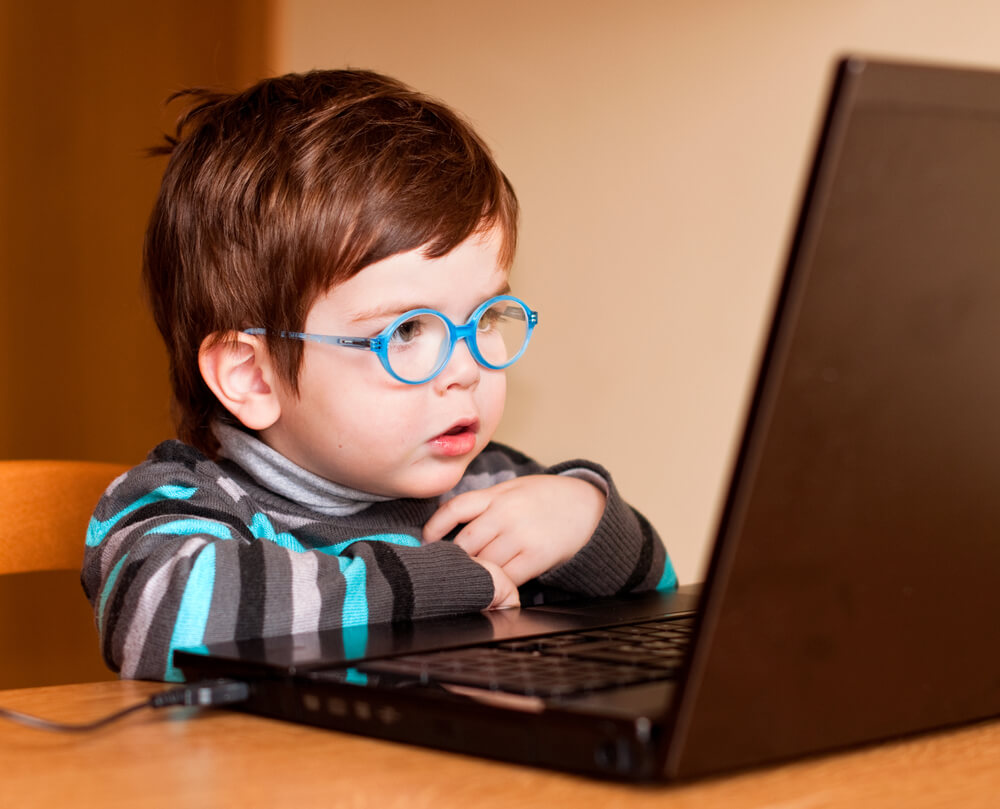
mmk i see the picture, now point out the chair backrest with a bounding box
[0,460,130,575]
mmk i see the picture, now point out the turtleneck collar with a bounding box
[214,422,394,516]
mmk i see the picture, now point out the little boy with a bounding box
[82,69,676,682]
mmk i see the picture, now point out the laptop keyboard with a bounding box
[356,616,694,698]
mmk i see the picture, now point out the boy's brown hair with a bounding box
[144,69,519,456]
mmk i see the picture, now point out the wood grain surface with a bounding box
[1,680,997,809]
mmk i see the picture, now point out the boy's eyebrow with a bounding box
[347,281,512,324]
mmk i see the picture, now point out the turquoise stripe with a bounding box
[97,555,129,636]
[86,485,198,547]
[344,668,368,685]
[342,622,369,684]
[316,532,421,556]
[656,557,678,592]
[337,556,368,626]
[145,519,233,540]
[342,622,368,659]
[248,513,307,552]
[164,544,217,682]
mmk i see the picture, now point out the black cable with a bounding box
[0,679,250,733]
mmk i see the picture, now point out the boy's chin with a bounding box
[392,464,470,501]
[396,479,464,501]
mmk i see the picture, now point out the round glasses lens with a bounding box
[475,299,530,368]
[385,312,450,382]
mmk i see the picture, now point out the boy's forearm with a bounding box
[536,460,676,597]
[81,455,497,681]
[85,531,495,682]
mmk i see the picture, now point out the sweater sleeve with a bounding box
[81,444,494,682]
[460,444,677,600]
[537,459,677,597]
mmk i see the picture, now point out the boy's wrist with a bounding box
[405,542,497,616]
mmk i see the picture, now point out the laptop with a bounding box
[176,55,1000,781]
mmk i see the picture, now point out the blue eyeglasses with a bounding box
[245,294,538,385]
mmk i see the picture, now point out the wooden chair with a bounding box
[0,460,129,575]
[0,460,130,688]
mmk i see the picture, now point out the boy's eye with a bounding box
[478,304,523,332]
[390,317,423,344]
[477,307,503,331]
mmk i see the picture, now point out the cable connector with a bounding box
[150,679,251,709]
[0,679,251,733]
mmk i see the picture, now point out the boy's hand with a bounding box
[473,558,521,610]
[424,475,606,586]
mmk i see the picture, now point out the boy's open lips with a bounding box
[428,419,479,457]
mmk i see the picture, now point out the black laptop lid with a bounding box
[666,57,1000,779]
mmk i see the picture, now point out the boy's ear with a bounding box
[198,332,282,431]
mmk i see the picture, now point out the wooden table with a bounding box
[1,680,998,808]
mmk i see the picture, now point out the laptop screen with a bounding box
[668,57,1000,777]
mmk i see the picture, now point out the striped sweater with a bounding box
[82,432,676,682]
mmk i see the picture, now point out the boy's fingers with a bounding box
[423,489,493,543]
[451,508,505,556]
[499,553,540,588]
[473,558,520,609]
[495,587,520,610]
[465,532,518,567]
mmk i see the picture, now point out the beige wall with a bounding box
[275,0,1000,583]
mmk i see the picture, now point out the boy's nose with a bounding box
[433,337,480,392]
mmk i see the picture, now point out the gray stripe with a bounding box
[314,554,346,632]
[558,467,610,495]
[102,471,129,498]
[216,474,248,503]
[640,536,671,591]
[289,551,321,635]
[202,540,242,644]
[261,509,321,531]
[121,537,206,678]
[100,515,179,580]
[261,542,293,637]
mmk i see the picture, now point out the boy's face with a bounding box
[260,228,510,498]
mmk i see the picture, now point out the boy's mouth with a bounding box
[429,419,479,456]
[442,421,475,436]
